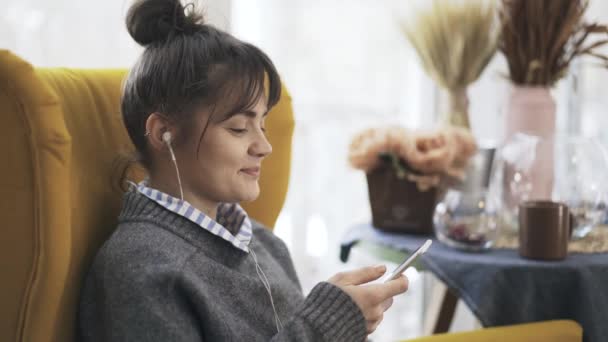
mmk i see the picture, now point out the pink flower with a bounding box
[348,125,477,189]
[404,129,454,174]
[348,126,412,172]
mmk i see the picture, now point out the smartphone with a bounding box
[383,239,432,283]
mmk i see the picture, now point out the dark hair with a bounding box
[121,0,281,168]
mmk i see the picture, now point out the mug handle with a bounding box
[568,212,575,237]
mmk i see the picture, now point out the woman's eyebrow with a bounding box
[240,109,269,118]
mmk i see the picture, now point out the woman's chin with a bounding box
[239,194,259,203]
[238,187,260,202]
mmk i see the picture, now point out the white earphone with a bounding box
[162,131,172,145]
[161,131,184,200]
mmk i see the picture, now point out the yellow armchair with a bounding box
[0,50,581,342]
[0,50,293,342]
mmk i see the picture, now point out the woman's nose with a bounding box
[249,130,272,158]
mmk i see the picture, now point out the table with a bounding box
[340,223,608,342]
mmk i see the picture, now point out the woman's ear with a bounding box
[145,113,174,151]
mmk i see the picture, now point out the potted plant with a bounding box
[348,126,476,233]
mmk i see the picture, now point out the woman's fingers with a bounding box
[364,306,384,321]
[329,265,386,286]
[366,314,384,334]
[367,275,409,303]
[381,297,394,311]
[328,270,408,336]
[364,298,394,334]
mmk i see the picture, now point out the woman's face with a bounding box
[177,96,272,204]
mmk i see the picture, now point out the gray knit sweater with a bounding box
[78,191,367,341]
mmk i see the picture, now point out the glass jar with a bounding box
[433,147,498,252]
[434,188,498,251]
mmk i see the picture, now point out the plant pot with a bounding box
[366,164,438,234]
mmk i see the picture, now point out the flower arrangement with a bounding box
[348,126,477,191]
[400,0,499,128]
[499,0,608,86]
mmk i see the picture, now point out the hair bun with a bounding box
[126,0,203,47]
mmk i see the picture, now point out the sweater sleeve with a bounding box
[269,282,368,342]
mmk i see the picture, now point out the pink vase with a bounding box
[504,86,555,200]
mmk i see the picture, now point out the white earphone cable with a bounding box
[165,137,184,201]
[250,248,283,333]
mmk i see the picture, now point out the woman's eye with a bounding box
[230,128,247,134]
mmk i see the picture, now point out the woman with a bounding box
[78,0,408,341]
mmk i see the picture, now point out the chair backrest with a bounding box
[0,50,294,342]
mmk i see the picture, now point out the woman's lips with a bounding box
[240,167,260,177]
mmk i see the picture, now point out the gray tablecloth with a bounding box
[340,223,608,342]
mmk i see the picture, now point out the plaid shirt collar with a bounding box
[135,182,252,253]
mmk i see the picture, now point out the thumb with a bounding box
[332,265,386,286]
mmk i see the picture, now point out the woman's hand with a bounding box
[328,265,409,334]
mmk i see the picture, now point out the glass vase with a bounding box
[486,134,608,239]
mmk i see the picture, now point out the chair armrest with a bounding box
[401,320,582,342]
